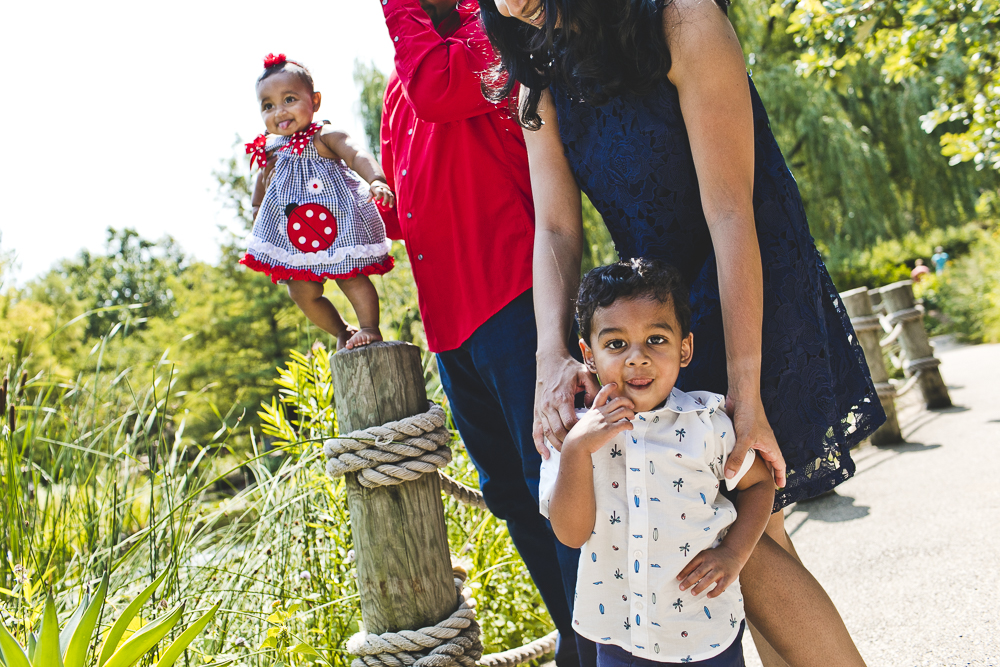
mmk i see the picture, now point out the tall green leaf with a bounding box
[153,601,221,667]
[102,605,183,667]
[64,572,110,667]
[97,567,170,667]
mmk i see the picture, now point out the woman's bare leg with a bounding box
[336,275,383,349]
[285,280,356,349]
[742,511,866,667]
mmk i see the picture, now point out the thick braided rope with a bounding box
[886,307,923,327]
[904,356,941,374]
[873,381,896,400]
[479,631,558,667]
[347,572,484,667]
[849,314,883,334]
[324,403,453,488]
[439,472,488,510]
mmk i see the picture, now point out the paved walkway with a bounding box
[743,342,1000,666]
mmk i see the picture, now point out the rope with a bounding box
[331,408,553,667]
[439,472,488,510]
[873,382,896,400]
[479,632,558,667]
[849,314,882,334]
[886,307,923,327]
[324,403,454,488]
[347,570,484,667]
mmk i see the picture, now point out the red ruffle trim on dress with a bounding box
[240,254,395,284]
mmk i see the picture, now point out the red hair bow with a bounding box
[263,53,287,68]
[245,134,268,170]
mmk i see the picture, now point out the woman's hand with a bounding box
[725,394,786,488]
[534,350,601,458]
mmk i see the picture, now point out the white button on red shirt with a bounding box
[539,388,756,663]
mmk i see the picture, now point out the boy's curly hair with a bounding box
[576,258,691,343]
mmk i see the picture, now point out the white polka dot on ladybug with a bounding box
[306,210,314,217]
[299,236,306,243]
[293,223,301,230]
[312,240,320,248]
[324,227,332,235]
[319,213,327,220]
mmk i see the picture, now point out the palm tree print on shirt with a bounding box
[675,428,686,441]
[611,444,622,458]
[673,598,684,612]
[610,511,621,525]
[679,542,691,556]
[673,478,684,491]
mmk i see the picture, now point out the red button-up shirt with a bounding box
[379,0,535,353]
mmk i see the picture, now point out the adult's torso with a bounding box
[381,5,535,353]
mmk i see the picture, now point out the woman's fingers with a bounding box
[532,415,550,459]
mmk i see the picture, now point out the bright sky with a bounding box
[1,1,396,285]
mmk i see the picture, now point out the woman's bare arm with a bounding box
[524,87,601,457]
[665,0,785,486]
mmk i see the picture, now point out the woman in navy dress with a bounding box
[479,0,883,664]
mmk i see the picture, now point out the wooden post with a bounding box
[878,281,952,409]
[840,287,903,445]
[331,341,455,634]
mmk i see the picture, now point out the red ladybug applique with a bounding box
[285,203,337,252]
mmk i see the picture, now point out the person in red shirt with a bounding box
[378,1,592,665]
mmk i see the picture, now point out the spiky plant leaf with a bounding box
[153,601,221,667]
[34,594,64,667]
[0,623,30,667]
[102,604,183,667]
[97,567,170,667]
[64,572,109,667]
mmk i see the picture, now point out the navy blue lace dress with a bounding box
[551,75,885,510]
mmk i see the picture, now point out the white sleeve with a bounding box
[538,442,561,519]
[711,410,756,491]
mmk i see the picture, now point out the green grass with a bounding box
[0,327,554,667]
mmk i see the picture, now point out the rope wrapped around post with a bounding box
[326,402,558,666]
[324,403,454,487]
[347,569,484,667]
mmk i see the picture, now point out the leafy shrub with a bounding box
[823,222,988,291]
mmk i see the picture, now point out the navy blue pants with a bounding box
[437,290,596,667]
[596,622,745,667]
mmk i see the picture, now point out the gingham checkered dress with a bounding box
[241,128,393,282]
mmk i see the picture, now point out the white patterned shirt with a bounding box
[539,388,755,663]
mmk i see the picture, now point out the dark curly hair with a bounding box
[477,0,728,129]
[576,258,691,343]
[256,58,315,94]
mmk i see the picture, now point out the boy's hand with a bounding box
[676,545,745,598]
[368,180,396,208]
[561,383,635,455]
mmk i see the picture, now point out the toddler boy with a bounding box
[539,259,775,666]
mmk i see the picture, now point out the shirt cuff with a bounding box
[724,449,755,492]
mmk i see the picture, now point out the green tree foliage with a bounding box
[786,0,1000,170]
[727,0,999,257]
[354,59,388,157]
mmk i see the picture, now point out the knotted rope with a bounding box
[347,569,483,667]
[328,405,554,666]
[885,307,923,327]
[324,403,454,488]
[849,314,883,335]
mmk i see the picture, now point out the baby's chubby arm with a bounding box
[549,383,635,548]
[676,454,774,597]
[317,128,395,208]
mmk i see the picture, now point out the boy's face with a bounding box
[257,71,321,136]
[580,296,694,413]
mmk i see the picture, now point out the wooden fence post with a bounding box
[331,341,456,634]
[840,287,903,445]
[878,281,952,410]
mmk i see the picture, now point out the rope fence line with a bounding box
[325,405,553,667]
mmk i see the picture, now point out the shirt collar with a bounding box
[637,387,720,417]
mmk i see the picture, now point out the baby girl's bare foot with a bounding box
[345,327,383,350]
[337,326,359,351]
